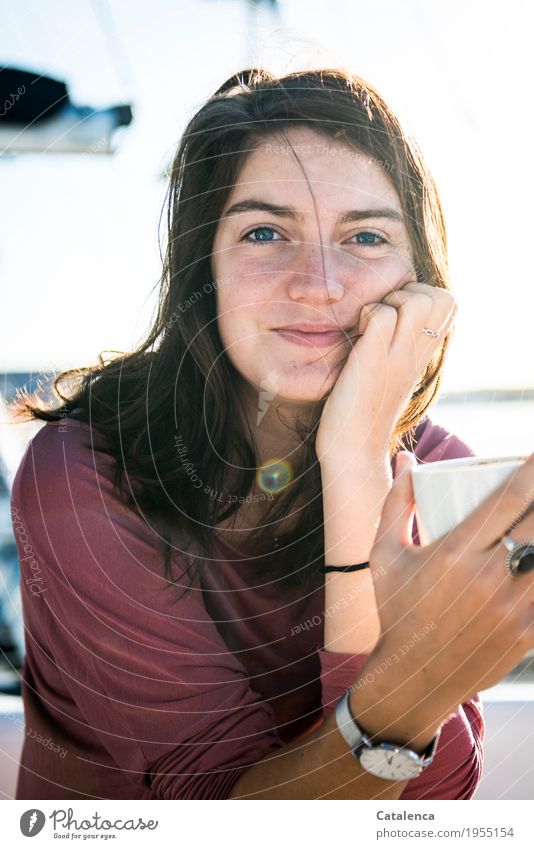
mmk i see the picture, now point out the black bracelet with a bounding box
[319,562,370,574]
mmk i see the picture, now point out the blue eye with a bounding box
[353,231,388,246]
[242,227,283,244]
[241,227,388,247]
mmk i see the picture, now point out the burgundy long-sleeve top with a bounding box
[11,415,484,800]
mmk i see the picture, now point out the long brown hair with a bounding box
[11,67,452,608]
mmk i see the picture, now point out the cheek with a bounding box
[344,253,413,302]
[215,286,264,364]
[216,269,276,337]
[221,256,290,305]
[226,247,412,298]
[216,318,271,395]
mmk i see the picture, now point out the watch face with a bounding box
[359,745,423,781]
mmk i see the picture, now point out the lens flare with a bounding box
[257,458,292,494]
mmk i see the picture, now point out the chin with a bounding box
[251,360,340,404]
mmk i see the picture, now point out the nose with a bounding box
[286,243,345,305]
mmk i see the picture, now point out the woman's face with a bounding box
[211,127,415,403]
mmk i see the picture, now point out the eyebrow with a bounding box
[221,199,404,225]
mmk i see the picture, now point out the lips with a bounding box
[276,323,348,333]
[275,324,349,348]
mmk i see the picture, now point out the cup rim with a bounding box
[411,454,527,474]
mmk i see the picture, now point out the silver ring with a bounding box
[422,327,439,339]
[501,535,534,577]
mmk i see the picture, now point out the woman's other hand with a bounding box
[351,450,534,749]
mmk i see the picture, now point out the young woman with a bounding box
[10,68,534,800]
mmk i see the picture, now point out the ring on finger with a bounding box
[422,327,439,339]
[501,535,534,577]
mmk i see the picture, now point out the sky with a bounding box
[0,0,533,391]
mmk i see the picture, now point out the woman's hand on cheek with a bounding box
[315,280,457,469]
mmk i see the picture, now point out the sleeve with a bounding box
[407,416,476,465]
[316,418,484,800]
[13,423,285,800]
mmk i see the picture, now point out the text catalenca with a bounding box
[377,811,435,820]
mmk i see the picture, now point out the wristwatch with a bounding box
[335,691,441,781]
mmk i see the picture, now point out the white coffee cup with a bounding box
[411,455,528,545]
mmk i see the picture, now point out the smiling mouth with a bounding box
[275,328,348,348]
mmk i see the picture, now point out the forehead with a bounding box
[227,127,399,210]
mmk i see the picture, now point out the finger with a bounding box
[384,292,456,364]
[383,284,433,308]
[442,452,534,555]
[357,301,384,334]
[476,499,534,590]
[387,293,435,356]
[373,451,418,562]
[383,285,456,329]
[395,281,450,301]
[389,299,444,371]
[511,496,534,528]
[478,534,534,599]
[356,303,398,347]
